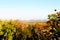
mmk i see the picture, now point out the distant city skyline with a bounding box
[0,0,60,20]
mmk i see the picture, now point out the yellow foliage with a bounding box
[35,23,48,30]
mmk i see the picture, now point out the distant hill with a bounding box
[23,19,48,23]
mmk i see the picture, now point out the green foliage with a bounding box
[0,19,16,40]
[48,13,58,20]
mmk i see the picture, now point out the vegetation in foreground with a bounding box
[0,11,60,40]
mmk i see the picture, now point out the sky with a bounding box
[0,0,60,20]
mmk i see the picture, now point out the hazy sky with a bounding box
[0,0,60,20]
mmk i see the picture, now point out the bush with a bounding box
[0,19,53,40]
